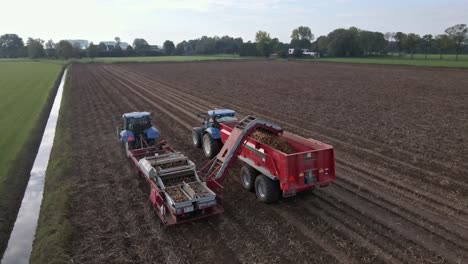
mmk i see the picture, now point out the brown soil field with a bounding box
[65,61,468,263]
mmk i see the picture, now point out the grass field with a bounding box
[315,55,468,68]
[31,71,72,264]
[0,61,63,259]
[386,53,468,61]
[0,62,63,191]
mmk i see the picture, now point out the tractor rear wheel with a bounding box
[240,165,259,192]
[255,175,280,203]
[192,127,203,148]
[202,133,221,158]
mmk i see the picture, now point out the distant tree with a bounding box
[445,24,468,60]
[194,36,216,54]
[0,34,24,57]
[421,34,433,59]
[112,44,123,57]
[255,31,273,57]
[175,41,187,55]
[326,27,361,57]
[44,39,55,58]
[133,38,150,51]
[215,35,243,54]
[97,41,109,57]
[232,37,244,54]
[394,32,407,55]
[403,33,420,59]
[175,35,242,55]
[292,48,303,57]
[384,32,395,42]
[271,38,287,57]
[434,34,454,59]
[370,32,387,54]
[45,39,55,49]
[240,42,259,56]
[126,45,135,56]
[163,40,175,55]
[56,40,73,59]
[114,36,121,47]
[314,36,329,56]
[291,26,314,49]
[87,42,98,58]
[26,38,45,58]
[358,30,374,56]
[291,26,314,41]
[71,42,82,58]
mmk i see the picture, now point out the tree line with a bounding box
[247,24,468,60]
[1,24,467,60]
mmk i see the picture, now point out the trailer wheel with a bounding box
[192,127,203,148]
[255,175,280,203]
[240,165,259,191]
[203,133,221,158]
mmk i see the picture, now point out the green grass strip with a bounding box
[30,68,72,264]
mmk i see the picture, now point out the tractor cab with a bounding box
[124,112,152,132]
[203,109,237,129]
[117,112,160,151]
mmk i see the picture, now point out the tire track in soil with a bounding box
[97,65,434,262]
[337,166,468,241]
[101,63,468,262]
[96,65,347,264]
[288,197,406,264]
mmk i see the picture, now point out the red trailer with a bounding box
[194,113,336,203]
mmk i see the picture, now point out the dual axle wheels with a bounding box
[241,165,280,203]
[192,128,280,203]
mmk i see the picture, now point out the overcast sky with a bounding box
[1,0,467,45]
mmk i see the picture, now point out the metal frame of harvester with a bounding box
[126,141,224,225]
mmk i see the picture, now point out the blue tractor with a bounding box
[117,112,160,155]
[192,109,238,158]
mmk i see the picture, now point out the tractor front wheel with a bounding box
[202,133,221,158]
[124,142,131,157]
[255,175,280,203]
[192,127,203,148]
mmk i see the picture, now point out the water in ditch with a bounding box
[1,69,67,264]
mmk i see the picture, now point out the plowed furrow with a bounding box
[118,64,468,178]
[109,65,468,217]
